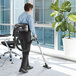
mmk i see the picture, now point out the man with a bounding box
[18,3,37,73]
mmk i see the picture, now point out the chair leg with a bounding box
[9,53,12,61]
[12,51,22,60]
[0,49,22,63]
[12,51,21,56]
[9,55,13,64]
[3,51,10,56]
[9,50,14,64]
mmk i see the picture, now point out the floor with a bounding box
[0,46,76,76]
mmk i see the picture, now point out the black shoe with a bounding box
[19,68,28,73]
[27,66,33,70]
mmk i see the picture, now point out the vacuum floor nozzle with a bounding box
[43,63,51,69]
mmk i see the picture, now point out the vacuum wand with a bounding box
[35,38,51,69]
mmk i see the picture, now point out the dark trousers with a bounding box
[20,51,29,69]
[19,31,31,69]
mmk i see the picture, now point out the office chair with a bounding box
[0,32,22,63]
[0,24,29,63]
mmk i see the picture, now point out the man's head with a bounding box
[24,3,33,12]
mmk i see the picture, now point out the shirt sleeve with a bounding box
[18,16,21,23]
[27,15,37,36]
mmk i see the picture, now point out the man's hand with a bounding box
[34,36,37,39]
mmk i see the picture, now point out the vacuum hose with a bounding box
[13,24,35,51]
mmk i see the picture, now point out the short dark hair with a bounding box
[24,3,33,11]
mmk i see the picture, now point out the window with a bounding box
[0,0,10,24]
[14,0,26,24]
[44,27,54,48]
[33,27,54,49]
[0,25,10,35]
[44,0,54,24]
[0,0,10,35]
[34,0,54,48]
[34,0,53,24]
[34,0,43,24]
